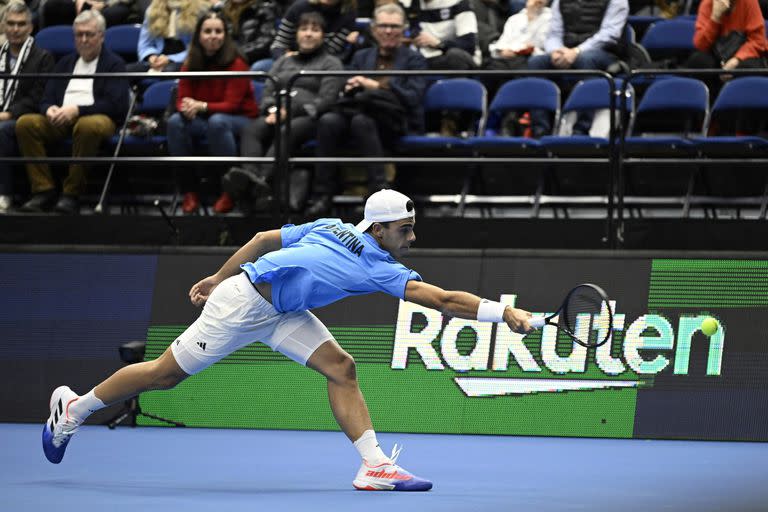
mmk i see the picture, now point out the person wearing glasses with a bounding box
[305,2,427,216]
[15,9,129,214]
[0,1,54,214]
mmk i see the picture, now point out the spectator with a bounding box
[526,0,628,136]
[98,0,142,27]
[402,0,481,69]
[472,0,507,59]
[305,2,427,216]
[686,0,768,74]
[166,9,259,215]
[16,10,128,214]
[218,11,343,214]
[268,0,358,63]
[0,1,54,213]
[214,0,278,65]
[483,0,550,96]
[129,0,207,73]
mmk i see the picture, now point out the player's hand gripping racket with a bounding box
[529,284,613,348]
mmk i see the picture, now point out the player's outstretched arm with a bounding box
[404,280,533,334]
[189,229,282,306]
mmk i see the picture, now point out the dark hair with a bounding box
[297,11,326,32]
[185,10,242,71]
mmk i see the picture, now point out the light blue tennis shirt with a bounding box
[240,218,422,313]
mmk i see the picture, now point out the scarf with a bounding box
[0,36,34,112]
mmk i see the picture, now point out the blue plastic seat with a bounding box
[469,77,560,156]
[35,25,75,59]
[692,77,768,157]
[640,19,696,62]
[624,77,708,157]
[105,24,141,64]
[541,78,634,156]
[397,78,487,154]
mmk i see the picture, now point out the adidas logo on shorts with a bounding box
[196,341,206,351]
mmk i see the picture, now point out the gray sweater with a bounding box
[262,47,344,119]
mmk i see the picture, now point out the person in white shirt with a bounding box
[483,0,551,96]
[15,9,129,214]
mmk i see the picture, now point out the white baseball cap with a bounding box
[355,189,416,232]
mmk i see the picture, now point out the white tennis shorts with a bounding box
[171,272,334,374]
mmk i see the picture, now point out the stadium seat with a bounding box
[469,77,559,156]
[113,80,176,150]
[690,77,768,202]
[35,25,75,60]
[541,78,634,157]
[692,77,768,157]
[640,19,696,63]
[105,24,141,64]
[623,77,709,202]
[627,15,663,41]
[624,76,707,156]
[396,78,487,154]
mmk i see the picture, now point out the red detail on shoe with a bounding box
[182,192,200,214]
[65,397,79,420]
[364,469,412,480]
[354,484,379,491]
[213,192,234,214]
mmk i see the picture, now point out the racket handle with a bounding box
[530,317,546,329]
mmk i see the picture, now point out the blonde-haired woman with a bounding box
[131,0,207,72]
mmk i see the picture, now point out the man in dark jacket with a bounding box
[526,0,628,136]
[0,1,54,214]
[16,9,129,214]
[305,2,428,216]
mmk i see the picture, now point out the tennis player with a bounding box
[43,189,534,491]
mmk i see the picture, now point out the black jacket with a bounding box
[3,43,54,119]
[40,48,129,124]
[348,45,428,133]
[229,0,278,64]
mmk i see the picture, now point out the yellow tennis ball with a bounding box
[701,317,719,336]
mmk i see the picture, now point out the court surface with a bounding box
[3,423,767,512]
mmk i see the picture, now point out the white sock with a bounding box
[353,429,389,465]
[68,389,106,423]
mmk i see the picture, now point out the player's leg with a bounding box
[43,272,264,464]
[306,339,374,442]
[42,343,190,464]
[275,317,431,492]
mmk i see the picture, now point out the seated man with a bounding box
[0,1,54,213]
[526,0,628,136]
[16,9,128,214]
[402,0,481,69]
[306,2,428,216]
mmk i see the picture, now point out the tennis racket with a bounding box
[529,283,613,348]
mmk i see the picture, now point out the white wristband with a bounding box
[477,299,507,323]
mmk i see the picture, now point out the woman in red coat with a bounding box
[166,9,260,213]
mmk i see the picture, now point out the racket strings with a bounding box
[563,287,612,347]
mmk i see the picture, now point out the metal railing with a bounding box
[2,67,767,248]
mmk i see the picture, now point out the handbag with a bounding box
[714,31,747,63]
[333,88,408,137]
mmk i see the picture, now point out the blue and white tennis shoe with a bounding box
[353,445,432,491]
[42,386,80,464]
